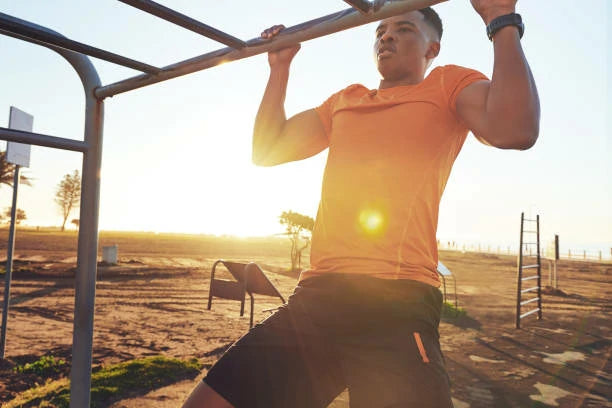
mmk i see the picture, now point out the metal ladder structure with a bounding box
[515,212,542,328]
[0,1,445,405]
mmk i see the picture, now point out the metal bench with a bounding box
[207,260,286,328]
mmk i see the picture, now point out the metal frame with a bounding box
[0,1,444,405]
[208,260,250,318]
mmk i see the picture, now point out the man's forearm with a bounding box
[486,26,540,148]
[252,67,290,164]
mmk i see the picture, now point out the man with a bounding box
[183,0,539,406]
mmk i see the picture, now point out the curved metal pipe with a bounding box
[1,15,103,408]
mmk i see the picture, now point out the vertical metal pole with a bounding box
[515,212,524,329]
[0,166,20,358]
[1,16,103,406]
[536,215,542,320]
[554,234,559,289]
[441,276,447,303]
[453,277,457,309]
[70,92,104,408]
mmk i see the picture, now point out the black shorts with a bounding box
[204,274,453,408]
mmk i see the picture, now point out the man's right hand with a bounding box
[261,25,301,68]
[253,24,326,167]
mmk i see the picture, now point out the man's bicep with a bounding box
[263,109,329,166]
[455,80,494,146]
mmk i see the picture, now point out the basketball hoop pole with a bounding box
[0,165,20,359]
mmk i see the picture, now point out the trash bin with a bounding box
[102,245,118,264]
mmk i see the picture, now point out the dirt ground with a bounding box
[0,230,610,407]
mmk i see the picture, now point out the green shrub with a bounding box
[441,301,467,318]
[14,355,67,377]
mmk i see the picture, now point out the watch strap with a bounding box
[487,13,524,41]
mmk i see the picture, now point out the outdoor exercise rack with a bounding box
[0,0,444,406]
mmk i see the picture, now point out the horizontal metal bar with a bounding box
[522,264,540,269]
[521,275,539,281]
[521,286,539,294]
[523,218,537,222]
[118,0,247,49]
[522,242,538,245]
[0,127,89,153]
[0,12,161,74]
[522,230,538,233]
[96,0,446,99]
[519,308,540,319]
[343,0,373,13]
[520,297,539,306]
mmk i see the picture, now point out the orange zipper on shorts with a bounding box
[413,332,430,363]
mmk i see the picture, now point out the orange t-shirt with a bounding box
[300,64,488,287]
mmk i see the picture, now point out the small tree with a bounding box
[0,151,33,188]
[3,207,26,224]
[71,218,80,229]
[279,210,315,272]
[55,170,81,232]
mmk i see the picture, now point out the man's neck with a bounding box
[378,62,431,89]
[378,73,425,89]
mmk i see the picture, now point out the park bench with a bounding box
[207,260,286,328]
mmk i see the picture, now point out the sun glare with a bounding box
[359,209,385,235]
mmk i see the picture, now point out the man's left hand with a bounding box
[470,0,517,24]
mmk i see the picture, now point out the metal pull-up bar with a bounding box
[118,0,247,49]
[1,0,446,97]
[343,0,376,13]
[0,13,161,74]
[96,0,446,99]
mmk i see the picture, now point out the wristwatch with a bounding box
[486,13,524,41]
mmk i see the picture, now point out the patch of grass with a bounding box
[5,356,201,408]
[14,355,67,377]
[441,301,467,318]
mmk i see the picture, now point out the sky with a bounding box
[0,0,610,254]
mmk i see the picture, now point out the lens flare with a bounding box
[359,209,384,234]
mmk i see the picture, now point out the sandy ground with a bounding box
[0,230,610,407]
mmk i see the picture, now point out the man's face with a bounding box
[374,11,438,81]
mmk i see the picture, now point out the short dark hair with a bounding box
[418,7,443,41]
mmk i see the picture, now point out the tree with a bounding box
[279,210,315,272]
[0,151,33,188]
[71,218,80,229]
[55,170,81,232]
[3,207,26,224]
